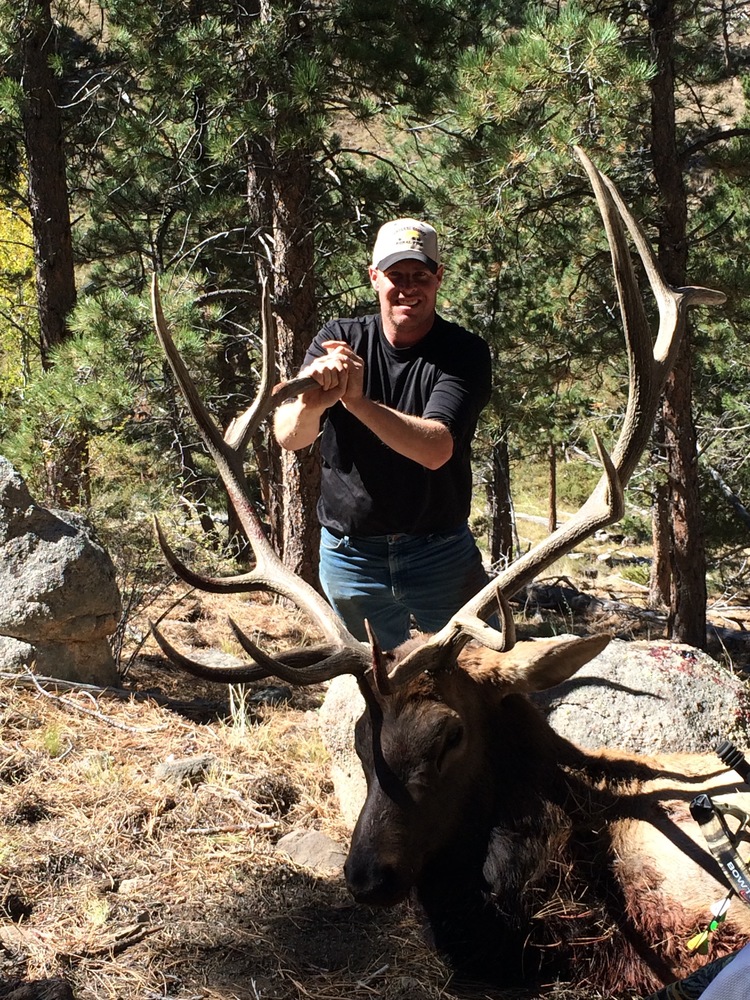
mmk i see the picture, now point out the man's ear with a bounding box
[368,265,379,289]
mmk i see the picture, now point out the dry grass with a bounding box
[0,666,440,997]
[0,584,726,1000]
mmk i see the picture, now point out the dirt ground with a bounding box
[1,582,748,1000]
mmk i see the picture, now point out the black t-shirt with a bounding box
[303,313,492,536]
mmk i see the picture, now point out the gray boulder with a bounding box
[0,456,121,684]
[320,638,750,829]
[319,673,368,829]
[532,637,750,753]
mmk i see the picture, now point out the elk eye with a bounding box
[436,722,465,773]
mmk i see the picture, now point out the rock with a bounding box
[319,674,367,829]
[180,648,246,669]
[250,685,292,706]
[532,638,750,754]
[276,829,348,873]
[0,456,121,685]
[155,754,216,785]
[320,639,750,828]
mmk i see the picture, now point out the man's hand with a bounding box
[320,340,364,404]
[277,338,451,469]
[274,341,364,451]
[297,340,363,407]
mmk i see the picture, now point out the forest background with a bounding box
[2,0,750,657]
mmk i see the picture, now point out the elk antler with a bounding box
[150,274,371,682]
[386,146,727,688]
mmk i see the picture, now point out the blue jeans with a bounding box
[318,523,489,651]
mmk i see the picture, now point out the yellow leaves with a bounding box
[0,199,37,394]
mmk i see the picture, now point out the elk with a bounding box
[150,149,748,993]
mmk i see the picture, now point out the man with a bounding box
[274,218,492,650]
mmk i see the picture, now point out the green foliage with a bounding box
[2,0,750,595]
[400,7,662,488]
[686,130,750,540]
[0,76,22,185]
[617,511,652,546]
[2,282,210,502]
[619,562,650,587]
[2,319,138,492]
[556,457,601,509]
[509,452,601,517]
[450,5,654,160]
[78,0,500,301]
[400,0,750,580]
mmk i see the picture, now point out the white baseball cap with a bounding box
[371,218,440,273]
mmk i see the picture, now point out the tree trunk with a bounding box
[486,437,514,567]
[649,0,707,647]
[547,441,557,534]
[661,345,707,645]
[242,2,322,587]
[269,147,321,585]
[20,0,76,365]
[19,1,86,508]
[649,477,671,610]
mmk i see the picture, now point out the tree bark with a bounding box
[648,0,707,647]
[649,477,671,610]
[547,441,557,534]
[661,345,707,645]
[20,0,76,365]
[269,146,321,585]
[486,437,514,567]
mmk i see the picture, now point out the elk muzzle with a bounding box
[344,835,414,907]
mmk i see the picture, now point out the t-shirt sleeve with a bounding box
[422,336,492,444]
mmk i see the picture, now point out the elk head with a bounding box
[150,147,725,904]
[344,629,613,906]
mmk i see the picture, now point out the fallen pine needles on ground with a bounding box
[0,588,638,1000]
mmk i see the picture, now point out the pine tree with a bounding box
[0,0,77,362]
[414,1,750,645]
[70,0,503,578]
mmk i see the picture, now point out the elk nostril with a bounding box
[344,858,409,907]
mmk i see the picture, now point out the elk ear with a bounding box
[464,633,612,693]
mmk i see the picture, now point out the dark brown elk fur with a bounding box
[344,635,750,993]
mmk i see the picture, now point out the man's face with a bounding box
[368,258,444,345]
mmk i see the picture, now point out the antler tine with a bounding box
[594,167,727,363]
[224,277,318,451]
[222,274,279,452]
[154,517,265,594]
[387,148,726,689]
[574,147,724,484]
[228,619,370,684]
[366,619,392,697]
[150,618,368,685]
[387,588,519,690]
[150,620,272,683]
[151,274,364,665]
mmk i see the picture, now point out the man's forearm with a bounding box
[344,396,453,469]
[274,399,323,451]
[274,343,352,450]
